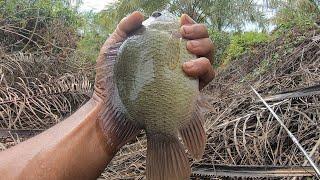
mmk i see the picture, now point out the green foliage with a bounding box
[272,0,319,31]
[0,0,80,26]
[99,0,268,31]
[75,12,105,62]
[0,0,81,53]
[76,0,270,63]
[170,0,268,31]
[102,0,168,23]
[75,7,124,62]
[223,32,269,65]
[202,0,267,31]
[76,31,104,62]
[208,30,230,66]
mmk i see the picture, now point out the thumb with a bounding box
[95,11,144,92]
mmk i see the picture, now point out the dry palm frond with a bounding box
[0,52,93,81]
[0,131,24,150]
[0,74,92,130]
[0,53,92,130]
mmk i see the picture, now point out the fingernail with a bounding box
[182,26,193,35]
[183,61,194,69]
[188,40,199,48]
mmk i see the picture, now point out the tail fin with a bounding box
[146,133,190,180]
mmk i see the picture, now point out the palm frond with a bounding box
[0,74,92,130]
[0,53,92,130]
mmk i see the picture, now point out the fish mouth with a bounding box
[142,10,178,26]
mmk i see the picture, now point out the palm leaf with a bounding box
[0,53,92,130]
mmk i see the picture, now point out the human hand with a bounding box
[180,14,215,89]
[94,11,144,100]
[93,11,144,151]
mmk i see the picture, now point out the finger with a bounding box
[116,11,144,38]
[96,11,144,85]
[180,24,209,39]
[99,11,144,57]
[187,38,214,57]
[180,14,196,25]
[182,57,215,89]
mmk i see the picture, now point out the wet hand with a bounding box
[94,11,144,100]
[93,11,144,150]
[180,14,215,89]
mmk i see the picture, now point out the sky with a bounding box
[79,0,117,12]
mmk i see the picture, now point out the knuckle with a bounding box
[207,38,214,49]
[115,27,126,39]
[198,24,208,35]
[200,57,211,65]
[200,24,208,31]
[198,38,213,54]
[205,59,212,66]
[194,24,203,33]
[192,45,200,52]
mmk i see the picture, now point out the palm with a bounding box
[93,12,144,100]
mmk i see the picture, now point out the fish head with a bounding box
[142,10,180,31]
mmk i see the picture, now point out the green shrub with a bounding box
[209,30,230,67]
[76,31,105,62]
[75,11,117,62]
[273,0,319,33]
[0,0,81,53]
[223,32,269,65]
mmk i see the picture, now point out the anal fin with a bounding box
[146,133,191,180]
[179,104,206,160]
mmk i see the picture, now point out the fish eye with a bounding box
[151,11,162,18]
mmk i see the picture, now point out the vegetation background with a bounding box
[0,0,319,179]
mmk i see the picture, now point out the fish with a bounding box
[103,11,206,180]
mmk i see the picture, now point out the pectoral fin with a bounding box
[179,104,206,160]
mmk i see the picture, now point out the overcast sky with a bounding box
[79,0,117,12]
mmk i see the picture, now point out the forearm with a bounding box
[0,98,117,180]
